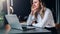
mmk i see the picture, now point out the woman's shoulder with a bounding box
[46,8,52,11]
[45,8,52,14]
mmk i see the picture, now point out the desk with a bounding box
[0,28,51,34]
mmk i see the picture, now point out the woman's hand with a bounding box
[30,5,37,15]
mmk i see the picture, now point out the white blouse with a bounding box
[27,8,55,28]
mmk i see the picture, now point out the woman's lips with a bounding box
[33,6,37,8]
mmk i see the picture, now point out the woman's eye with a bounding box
[34,2,37,3]
[33,1,38,4]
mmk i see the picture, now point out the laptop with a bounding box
[5,14,35,30]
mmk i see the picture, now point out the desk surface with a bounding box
[0,28,51,34]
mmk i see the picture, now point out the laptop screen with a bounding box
[5,14,20,24]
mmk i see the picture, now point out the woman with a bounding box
[27,0,57,34]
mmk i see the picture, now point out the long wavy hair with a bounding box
[30,0,46,18]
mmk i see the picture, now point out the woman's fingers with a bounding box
[31,6,37,15]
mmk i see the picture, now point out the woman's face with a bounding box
[32,0,41,10]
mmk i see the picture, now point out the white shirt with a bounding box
[27,8,55,28]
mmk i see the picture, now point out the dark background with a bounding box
[13,0,31,21]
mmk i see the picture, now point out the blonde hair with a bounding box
[30,0,46,18]
[40,8,45,18]
[39,0,46,18]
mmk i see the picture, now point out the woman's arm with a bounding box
[27,14,35,25]
[32,9,52,27]
[27,5,37,25]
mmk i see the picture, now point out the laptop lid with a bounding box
[5,14,23,30]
